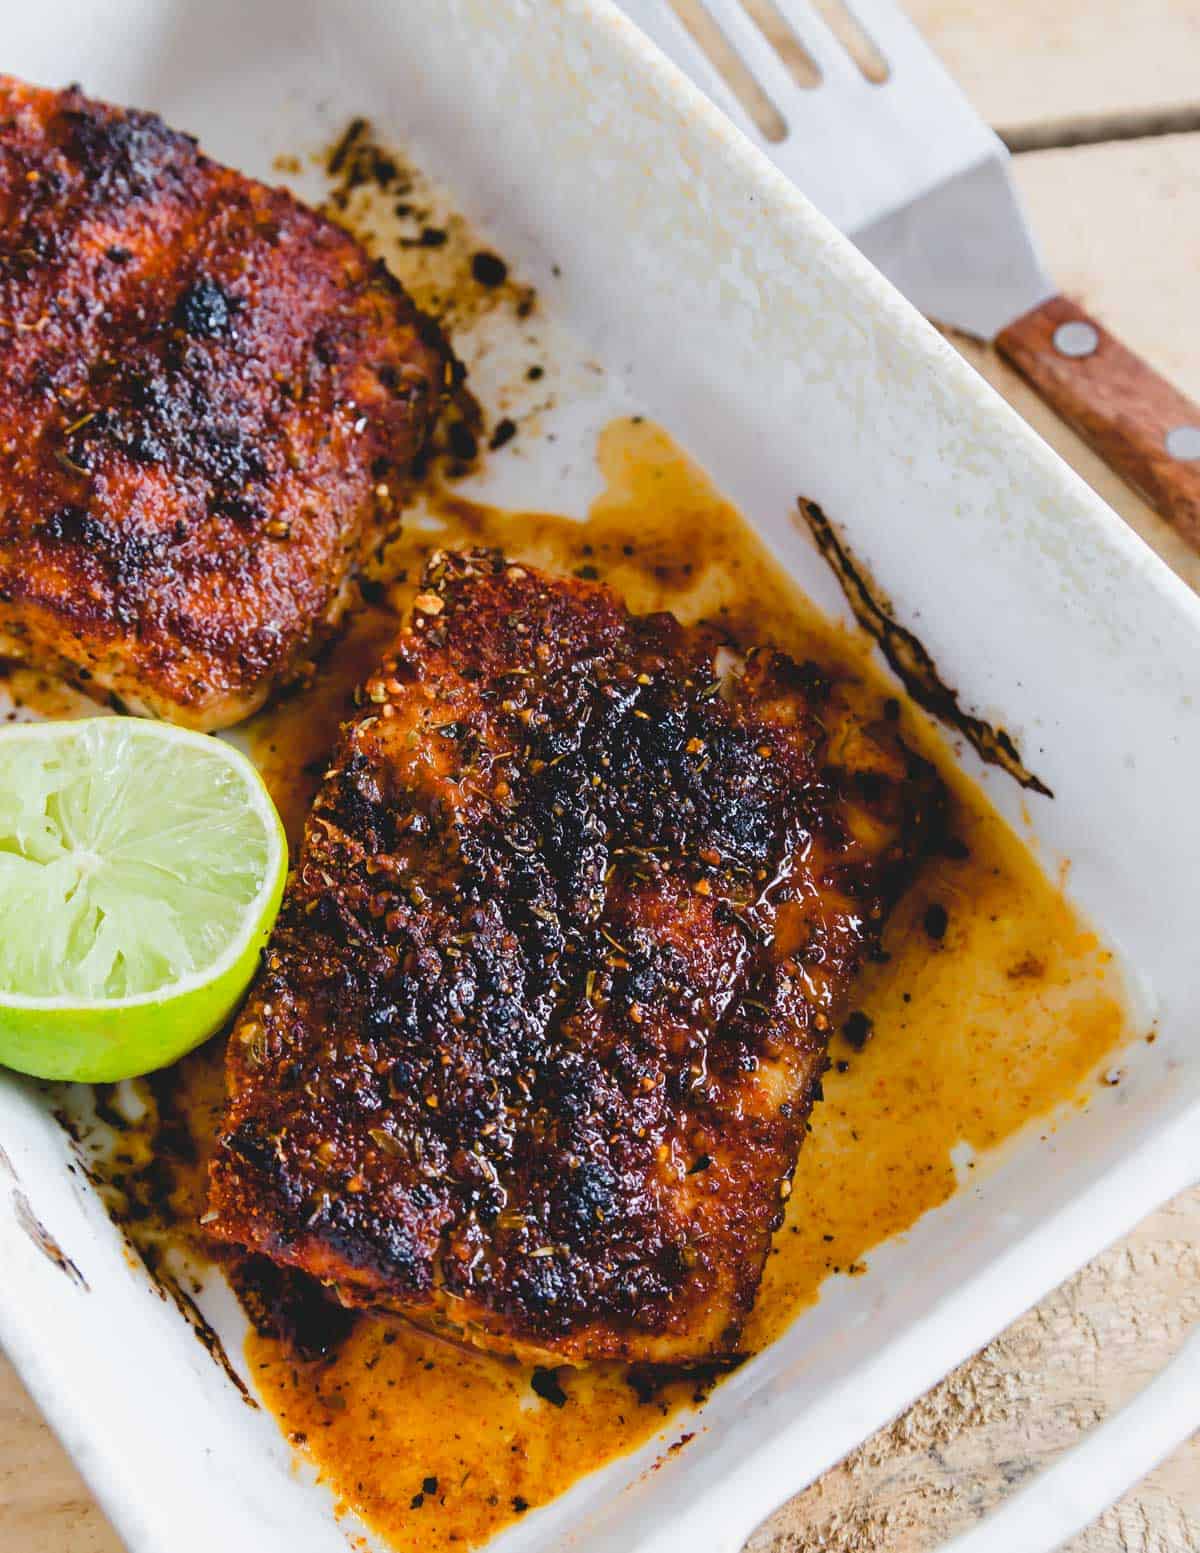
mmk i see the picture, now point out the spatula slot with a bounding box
[669,0,790,140]
[808,0,890,82]
[738,0,822,89]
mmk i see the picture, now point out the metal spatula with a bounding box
[615,0,1200,548]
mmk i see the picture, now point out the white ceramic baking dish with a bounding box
[1,4,1199,1552]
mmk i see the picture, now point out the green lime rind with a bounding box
[0,719,287,1082]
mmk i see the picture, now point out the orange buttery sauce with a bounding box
[231,418,1131,1551]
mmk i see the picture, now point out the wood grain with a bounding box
[995,294,1200,549]
[750,1187,1200,1553]
[1011,132,1200,403]
[0,1352,122,1553]
[904,0,1200,138]
[685,0,1200,142]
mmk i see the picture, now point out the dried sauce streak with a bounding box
[796,498,1053,797]
[60,419,1129,1553]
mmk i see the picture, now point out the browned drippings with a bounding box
[226,418,1131,1550]
[319,117,537,338]
[55,418,1130,1553]
[311,115,545,476]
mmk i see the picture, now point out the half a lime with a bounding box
[0,718,287,1081]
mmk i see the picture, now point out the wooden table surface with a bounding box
[3,4,1199,1551]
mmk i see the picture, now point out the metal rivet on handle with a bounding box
[1052,321,1100,358]
[1165,425,1200,461]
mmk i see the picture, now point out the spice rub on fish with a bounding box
[208,551,945,1364]
[0,78,453,729]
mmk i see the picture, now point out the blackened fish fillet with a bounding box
[0,77,452,728]
[208,550,944,1363]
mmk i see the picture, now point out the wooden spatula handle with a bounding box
[995,295,1200,550]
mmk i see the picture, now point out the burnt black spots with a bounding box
[923,903,949,941]
[447,421,479,462]
[471,251,508,288]
[403,226,448,250]
[489,418,517,452]
[327,116,368,178]
[842,1011,873,1051]
[174,276,236,338]
[531,1367,568,1407]
[207,550,944,1365]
